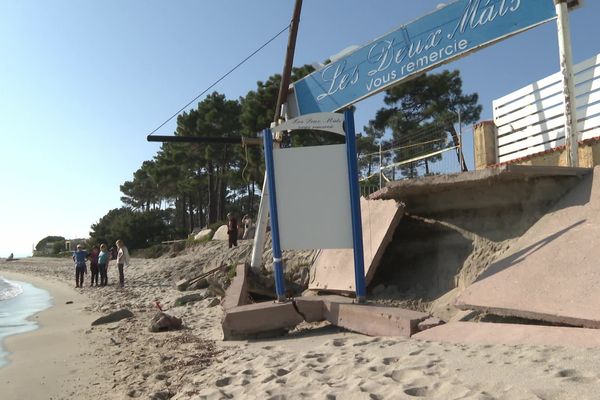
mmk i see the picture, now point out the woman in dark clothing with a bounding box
[89,245,100,286]
[227,213,238,248]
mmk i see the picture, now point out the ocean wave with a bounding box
[0,277,24,301]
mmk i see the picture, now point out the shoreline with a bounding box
[0,270,102,400]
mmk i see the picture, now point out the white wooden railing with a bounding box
[493,53,600,163]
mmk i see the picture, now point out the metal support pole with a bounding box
[262,128,286,302]
[555,0,579,167]
[458,109,464,172]
[250,176,269,272]
[378,142,383,190]
[251,1,303,272]
[344,109,367,303]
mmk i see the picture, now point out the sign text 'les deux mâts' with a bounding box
[291,0,556,116]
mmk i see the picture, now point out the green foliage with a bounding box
[368,69,481,177]
[131,244,170,259]
[90,208,175,250]
[35,236,65,251]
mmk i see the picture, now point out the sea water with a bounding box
[0,276,52,368]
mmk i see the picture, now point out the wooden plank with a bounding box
[497,103,564,135]
[499,137,566,163]
[493,53,600,109]
[495,92,563,127]
[495,70,600,124]
[499,128,564,155]
[498,115,564,146]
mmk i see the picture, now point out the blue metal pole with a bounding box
[344,109,367,303]
[262,128,287,302]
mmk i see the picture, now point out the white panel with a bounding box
[498,115,564,146]
[495,92,564,128]
[497,103,564,135]
[499,128,564,155]
[273,144,353,250]
[499,137,566,163]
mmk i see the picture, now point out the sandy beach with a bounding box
[2,255,600,400]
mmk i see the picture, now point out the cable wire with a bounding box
[147,24,291,137]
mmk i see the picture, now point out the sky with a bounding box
[1,0,599,258]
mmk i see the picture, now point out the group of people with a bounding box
[226,213,254,248]
[72,240,130,288]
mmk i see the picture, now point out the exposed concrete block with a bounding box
[222,302,305,340]
[293,298,325,323]
[222,263,249,311]
[414,322,600,348]
[455,167,600,328]
[323,301,428,337]
[309,198,404,293]
[473,120,497,170]
[417,317,445,331]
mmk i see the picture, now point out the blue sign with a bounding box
[292,0,556,116]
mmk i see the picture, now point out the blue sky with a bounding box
[1,0,599,257]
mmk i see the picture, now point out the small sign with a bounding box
[291,0,556,116]
[273,112,345,136]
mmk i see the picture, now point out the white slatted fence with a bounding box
[493,53,600,163]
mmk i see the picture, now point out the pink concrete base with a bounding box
[222,301,305,339]
[222,263,250,311]
[222,296,429,340]
[323,301,427,337]
[413,322,600,348]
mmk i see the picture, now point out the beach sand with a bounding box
[3,256,600,399]
[0,270,102,400]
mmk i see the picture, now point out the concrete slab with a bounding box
[222,295,429,340]
[323,301,428,337]
[414,322,600,348]
[455,166,600,328]
[372,165,589,214]
[309,198,404,293]
[222,264,250,311]
[222,301,305,339]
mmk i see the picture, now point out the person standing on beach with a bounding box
[89,245,100,287]
[72,244,89,288]
[98,244,109,287]
[242,214,254,240]
[227,212,238,248]
[115,239,130,287]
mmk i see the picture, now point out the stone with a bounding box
[174,292,206,307]
[194,229,213,241]
[175,279,189,291]
[212,225,229,241]
[91,309,134,326]
[188,278,209,290]
[149,312,183,333]
[207,297,221,308]
[417,317,445,331]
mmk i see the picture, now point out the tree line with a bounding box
[89,67,481,250]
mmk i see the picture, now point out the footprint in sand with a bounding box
[403,386,431,397]
[332,338,347,347]
[382,357,399,365]
[554,369,596,383]
[387,369,425,383]
[215,377,231,387]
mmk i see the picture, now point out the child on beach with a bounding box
[98,244,109,287]
[115,239,130,287]
[72,244,89,288]
[89,245,100,287]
